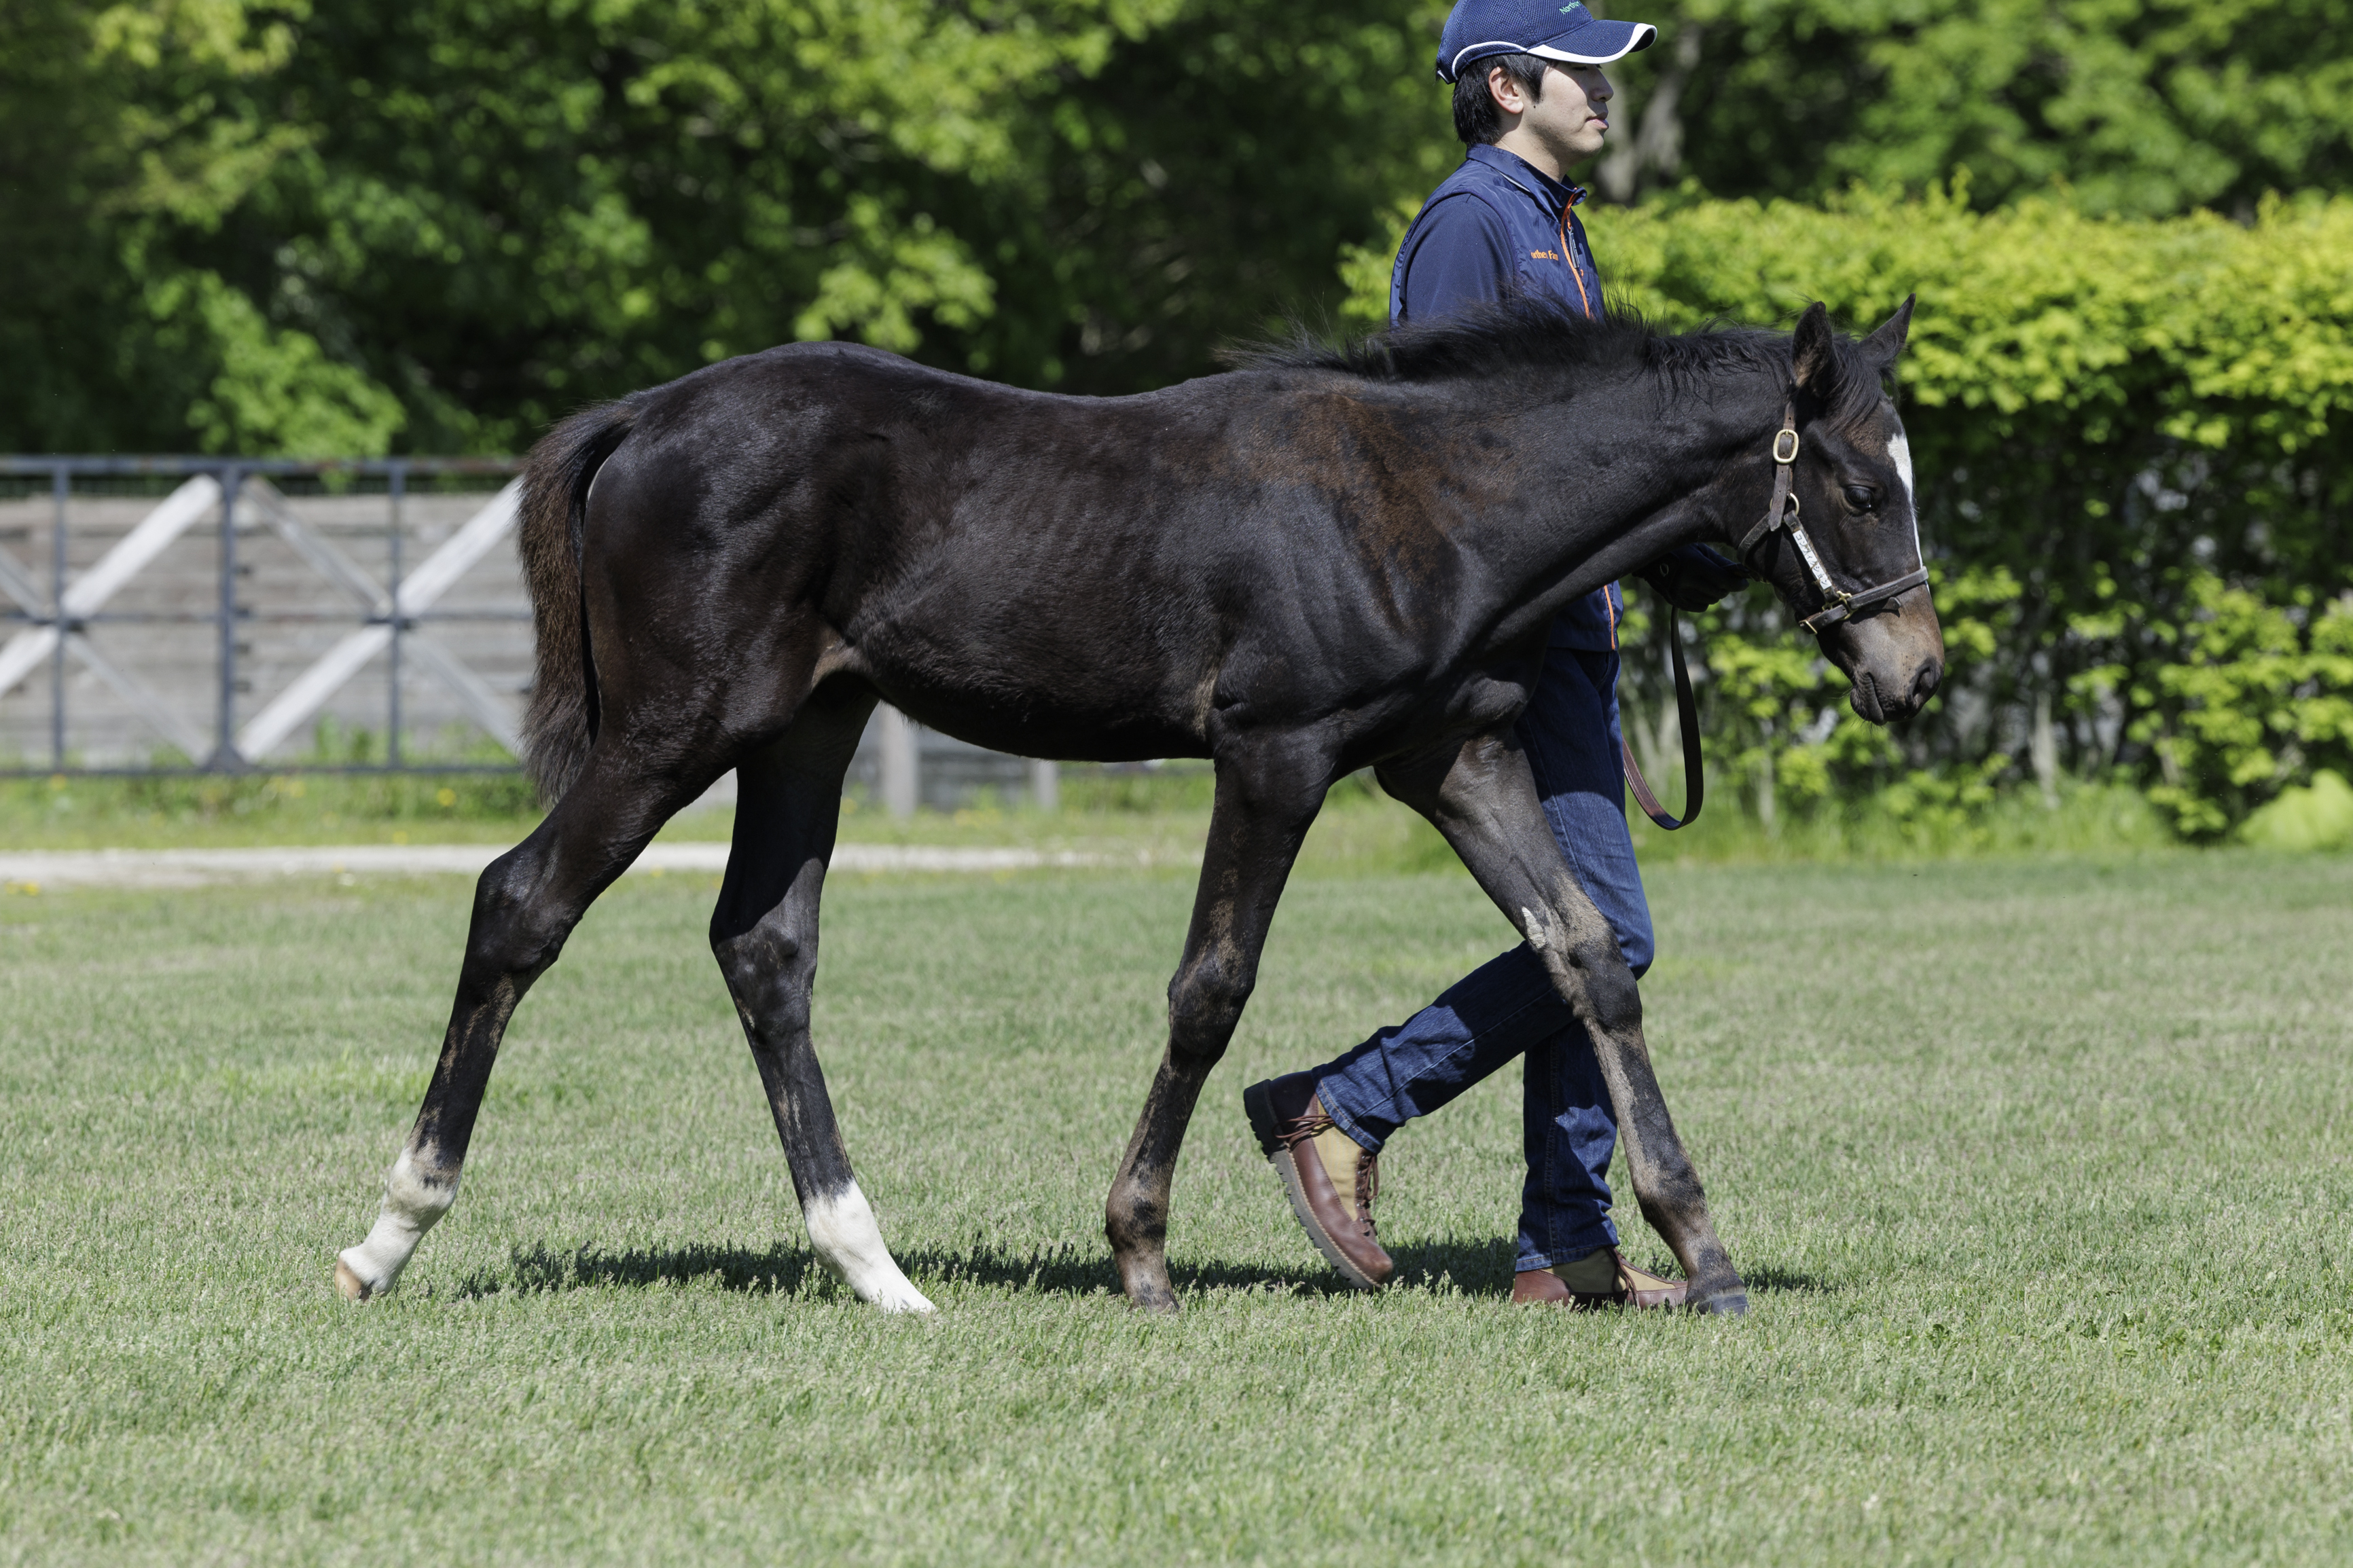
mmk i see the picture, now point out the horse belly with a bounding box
[852,618,1215,765]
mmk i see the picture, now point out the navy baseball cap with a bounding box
[1436,0,1656,82]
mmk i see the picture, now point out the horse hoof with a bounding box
[334,1255,374,1302]
[1123,1279,1182,1314]
[863,1283,937,1315]
[1690,1286,1749,1316]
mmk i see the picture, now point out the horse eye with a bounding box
[1842,484,1878,511]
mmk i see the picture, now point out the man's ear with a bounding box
[1791,302,1837,400]
[1861,294,1916,367]
[1488,62,1532,116]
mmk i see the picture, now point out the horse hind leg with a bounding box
[336,744,717,1299]
[712,693,932,1313]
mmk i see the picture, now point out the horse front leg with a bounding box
[334,750,706,1299]
[1107,741,1331,1311]
[1379,732,1748,1315]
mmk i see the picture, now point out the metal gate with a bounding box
[0,456,528,775]
[1,455,1054,812]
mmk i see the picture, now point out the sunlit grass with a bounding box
[2,854,2348,1562]
[3,761,2201,877]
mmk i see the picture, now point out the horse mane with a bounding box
[1232,296,1893,435]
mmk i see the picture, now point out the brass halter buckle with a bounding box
[1771,428,1800,464]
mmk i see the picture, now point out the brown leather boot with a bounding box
[1243,1072,1393,1290]
[1511,1247,1688,1309]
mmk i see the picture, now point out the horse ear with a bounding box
[1861,295,1916,366]
[1791,302,1837,400]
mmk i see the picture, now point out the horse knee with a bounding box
[1167,952,1253,1065]
[1568,941,1642,1035]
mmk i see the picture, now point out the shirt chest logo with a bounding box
[1529,249,1562,261]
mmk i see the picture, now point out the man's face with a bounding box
[1488,60,1615,168]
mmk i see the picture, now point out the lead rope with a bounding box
[1619,400,1797,833]
[1621,608,1702,831]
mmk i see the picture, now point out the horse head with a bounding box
[1743,298,1945,725]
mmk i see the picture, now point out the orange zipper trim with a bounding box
[1560,213,1593,319]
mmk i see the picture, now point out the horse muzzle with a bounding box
[1848,657,1942,724]
[1827,591,1945,726]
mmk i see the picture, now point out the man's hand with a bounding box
[1638,544,1748,612]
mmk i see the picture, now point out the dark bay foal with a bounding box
[335,298,1943,1315]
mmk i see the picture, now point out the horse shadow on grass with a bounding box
[451,1236,1838,1304]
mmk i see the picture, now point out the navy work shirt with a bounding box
[1388,143,1621,651]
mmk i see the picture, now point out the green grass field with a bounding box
[0,764,2178,865]
[3,847,2350,1563]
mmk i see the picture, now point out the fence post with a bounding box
[1029,757,1059,812]
[49,464,67,771]
[388,461,406,767]
[212,466,242,769]
[879,705,918,818]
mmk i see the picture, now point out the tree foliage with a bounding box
[1,0,1450,452]
[5,0,2351,836]
[1594,0,2353,217]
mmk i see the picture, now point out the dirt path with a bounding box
[0,841,1117,889]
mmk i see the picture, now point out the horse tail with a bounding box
[518,399,636,803]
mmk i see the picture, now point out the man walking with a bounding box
[1243,0,1745,1309]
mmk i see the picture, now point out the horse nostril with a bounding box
[1911,662,1943,708]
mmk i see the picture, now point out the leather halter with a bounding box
[1736,397,1931,635]
[1621,395,1933,833]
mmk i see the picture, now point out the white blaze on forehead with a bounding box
[1885,422,1924,568]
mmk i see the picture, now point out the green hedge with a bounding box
[1345,188,2353,841]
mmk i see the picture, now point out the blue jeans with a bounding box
[1310,645,1653,1273]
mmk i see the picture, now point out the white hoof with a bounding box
[334,1149,456,1302]
[864,1277,938,1315]
[333,1254,374,1301]
[804,1182,935,1313]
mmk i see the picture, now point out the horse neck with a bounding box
[1470,359,1786,621]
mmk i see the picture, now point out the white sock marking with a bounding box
[804,1181,935,1313]
[336,1148,457,1298]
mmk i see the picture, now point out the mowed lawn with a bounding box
[2,849,2350,1564]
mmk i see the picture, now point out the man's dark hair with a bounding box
[1452,53,1549,146]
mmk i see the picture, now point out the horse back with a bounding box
[583,342,1511,764]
